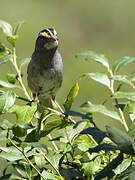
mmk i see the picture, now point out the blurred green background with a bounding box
[0,0,135,130]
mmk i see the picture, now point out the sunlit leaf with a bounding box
[0,80,20,89]
[46,154,63,170]
[0,91,16,114]
[41,170,57,180]
[81,72,110,87]
[29,142,47,153]
[81,101,120,120]
[66,121,87,141]
[112,56,135,73]
[35,155,46,169]
[63,83,79,111]
[0,20,13,36]
[77,51,109,68]
[15,165,27,178]
[114,159,132,175]
[9,102,37,122]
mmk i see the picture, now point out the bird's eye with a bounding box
[53,29,57,36]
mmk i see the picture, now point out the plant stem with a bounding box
[41,152,64,179]
[48,134,58,151]
[8,137,45,180]
[108,68,129,131]
[12,47,31,101]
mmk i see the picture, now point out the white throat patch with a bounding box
[44,40,58,50]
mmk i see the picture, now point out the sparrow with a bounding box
[27,28,63,108]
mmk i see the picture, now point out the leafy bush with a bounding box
[0,20,135,180]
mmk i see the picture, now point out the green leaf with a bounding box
[128,70,135,81]
[81,101,120,120]
[78,142,92,152]
[66,121,87,142]
[82,156,101,176]
[0,91,16,114]
[63,83,79,111]
[20,58,31,68]
[113,75,135,88]
[9,102,37,122]
[95,153,123,180]
[0,20,13,36]
[15,165,27,178]
[0,152,22,162]
[81,72,110,87]
[46,154,63,170]
[0,146,35,161]
[7,35,19,47]
[0,80,20,89]
[113,91,135,101]
[114,159,132,175]
[29,142,47,153]
[106,126,135,155]
[0,42,6,53]
[6,73,16,84]
[35,155,46,169]
[112,56,135,73]
[0,119,13,130]
[82,161,95,176]
[25,129,39,142]
[78,51,109,68]
[12,125,27,137]
[41,119,69,137]
[0,54,13,64]
[13,20,25,35]
[0,130,8,141]
[128,103,135,122]
[41,170,57,180]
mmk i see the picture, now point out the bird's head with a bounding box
[35,28,58,51]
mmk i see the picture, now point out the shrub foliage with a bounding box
[0,20,135,180]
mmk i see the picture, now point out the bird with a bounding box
[27,28,63,108]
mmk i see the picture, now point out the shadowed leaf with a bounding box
[88,143,118,153]
[80,127,106,143]
[95,153,123,180]
[106,126,135,155]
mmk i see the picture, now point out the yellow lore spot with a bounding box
[53,29,57,36]
[41,32,50,38]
